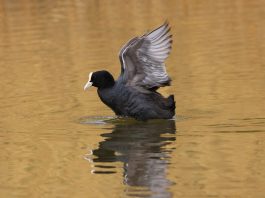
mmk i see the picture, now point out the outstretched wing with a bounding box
[119,22,172,90]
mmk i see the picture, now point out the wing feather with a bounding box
[119,22,173,90]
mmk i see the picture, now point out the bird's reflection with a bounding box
[87,119,176,197]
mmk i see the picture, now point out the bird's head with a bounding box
[84,70,115,90]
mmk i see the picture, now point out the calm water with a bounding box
[1,0,265,197]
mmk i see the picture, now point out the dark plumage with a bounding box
[84,23,175,121]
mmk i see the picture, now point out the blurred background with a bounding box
[0,0,265,197]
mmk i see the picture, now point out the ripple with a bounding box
[78,116,118,125]
[78,115,180,125]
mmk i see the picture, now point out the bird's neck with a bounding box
[98,81,115,90]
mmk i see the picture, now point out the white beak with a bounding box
[84,81,93,91]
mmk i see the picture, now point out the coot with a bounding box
[84,22,175,121]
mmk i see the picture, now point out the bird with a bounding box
[84,22,175,121]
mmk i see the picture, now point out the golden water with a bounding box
[1,0,265,197]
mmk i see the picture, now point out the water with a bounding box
[1,0,265,197]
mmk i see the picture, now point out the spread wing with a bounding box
[119,22,172,90]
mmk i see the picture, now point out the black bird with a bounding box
[84,23,175,121]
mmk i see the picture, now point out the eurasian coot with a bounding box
[84,22,175,121]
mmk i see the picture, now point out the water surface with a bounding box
[1,0,265,197]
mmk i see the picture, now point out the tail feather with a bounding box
[167,95,175,112]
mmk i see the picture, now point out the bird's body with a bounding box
[97,81,175,120]
[84,22,176,121]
